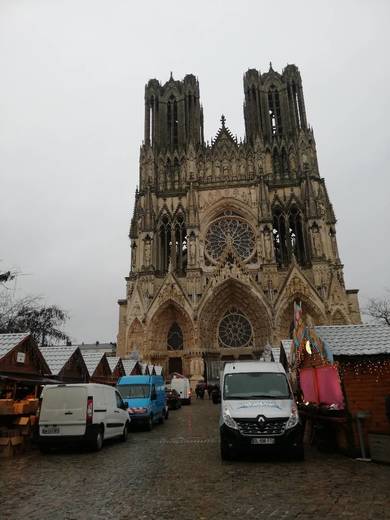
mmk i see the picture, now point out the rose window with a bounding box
[218,308,253,348]
[205,215,255,262]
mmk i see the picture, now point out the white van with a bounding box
[37,383,130,452]
[170,377,191,404]
[220,361,303,460]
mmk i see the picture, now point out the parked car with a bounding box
[37,383,130,452]
[219,361,304,461]
[171,377,191,404]
[166,388,182,410]
[117,375,165,430]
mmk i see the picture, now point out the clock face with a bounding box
[205,214,255,263]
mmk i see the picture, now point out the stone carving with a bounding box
[311,225,322,257]
[144,240,151,267]
[263,228,273,262]
[189,236,196,266]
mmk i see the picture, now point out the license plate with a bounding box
[251,437,275,445]
[41,426,60,435]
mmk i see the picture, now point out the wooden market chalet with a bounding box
[0,333,160,457]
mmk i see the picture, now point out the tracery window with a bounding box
[175,214,187,274]
[167,322,183,351]
[272,206,307,267]
[205,212,255,263]
[167,95,178,148]
[158,215,171,273]
[218,308,253,348]
[272,207,288,267]
[288,206,306,264]
[268,86,282,136]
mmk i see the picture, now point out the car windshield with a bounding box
[116,384,150,399]
[223,372,291,400]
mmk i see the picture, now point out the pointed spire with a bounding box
[220,114,226,128]
[143,186,154,231]
[269,61,273,72]
[130,191,140,239]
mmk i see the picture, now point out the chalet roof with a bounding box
[0,333,30,359]
[81,352,105,375]
[39,346,78,375]
[154,365,163,376]
[122,359,138,375]
[78,343,116,354]
[107,357,121,371]
[316,324,390,356]
[140,363,148,374]
[147,364,154,375]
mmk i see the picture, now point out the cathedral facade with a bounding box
[117,64,361,383]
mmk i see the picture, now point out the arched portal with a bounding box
[148,300,195,376]
[199,279,272,358]
[126,318,144,356]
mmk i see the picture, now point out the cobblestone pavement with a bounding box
[1,399,390,520]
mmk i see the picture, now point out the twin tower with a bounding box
[117,64,361,382]
[144,64,306,152]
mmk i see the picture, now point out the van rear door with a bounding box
[40,386,87,437]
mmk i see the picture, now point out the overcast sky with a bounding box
[1,0,389,343]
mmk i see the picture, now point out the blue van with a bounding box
[116,375,165,430]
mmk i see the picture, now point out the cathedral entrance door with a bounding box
[169,357,183,375]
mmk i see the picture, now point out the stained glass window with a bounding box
[167,322,183,351]
[218,308,253,348]
[205,214,255,262]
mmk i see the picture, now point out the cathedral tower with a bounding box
[117,65,361,384]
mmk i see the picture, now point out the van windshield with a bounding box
[224,372,291,400]
[117,384,150,399]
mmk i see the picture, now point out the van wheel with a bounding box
[146,416,153,431]
[289,445,304,461]
[120,422,129,442]
[92,428,104,451]
[220,439,235,461]
[158,413,165,425]
[39,445,51,454]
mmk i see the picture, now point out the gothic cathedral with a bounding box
[117,64,361,384]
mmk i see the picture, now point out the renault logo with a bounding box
[257,415,266,428]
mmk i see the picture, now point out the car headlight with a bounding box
[285,406,299,429]
[222,409,238,430]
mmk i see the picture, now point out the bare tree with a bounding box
[365,292,390,326]
[0,270,70,345]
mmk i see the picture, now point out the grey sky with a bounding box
[1,0,389,343]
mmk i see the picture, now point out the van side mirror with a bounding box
[122,401,128,410]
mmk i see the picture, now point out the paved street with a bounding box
[1,399,390,520]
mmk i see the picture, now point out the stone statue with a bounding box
[311,227,322,257]
[189,237,196,265]
[264,229,272,262]
[144,240,151,266]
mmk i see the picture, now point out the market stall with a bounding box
[288,303,349,453]
[0,333,54,457]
